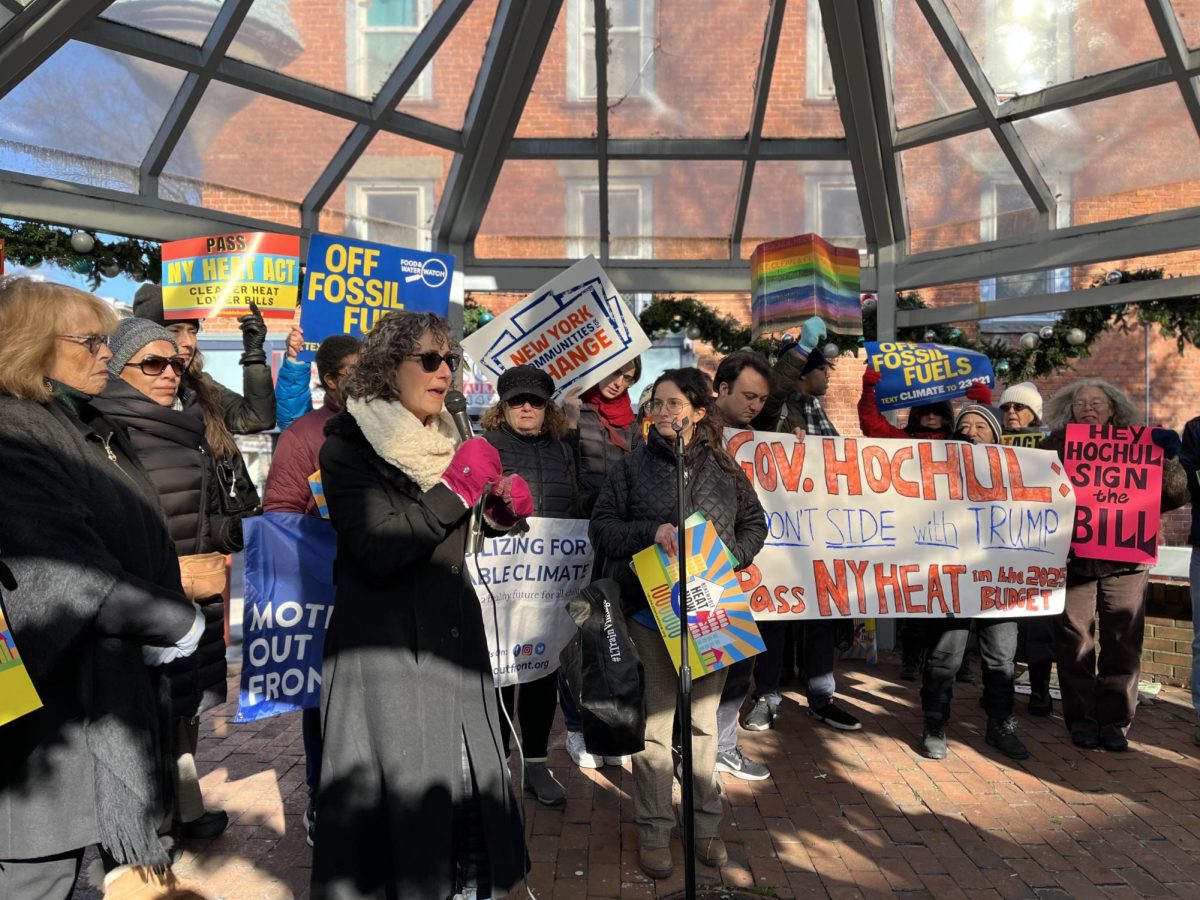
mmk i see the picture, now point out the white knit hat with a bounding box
[999,381,1043,422]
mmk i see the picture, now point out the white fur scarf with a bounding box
[345,396,461,491]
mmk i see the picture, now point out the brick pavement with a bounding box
[73,657,1200,899]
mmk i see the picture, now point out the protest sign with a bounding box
[865,342,994,411]
[463,360,498,416]
[461,256,651,400]
[750,233,862,339]
[468,518,592,688]
[162,232,300,322]
[0,602,41,727]
[236,512,336,722]
[1063,424,1163,565]
[725,430,1075,620]
[631,515,765,677]
[299,234,454,360]
[1002,432,1046,448]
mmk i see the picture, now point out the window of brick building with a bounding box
[984,0,1069,100]
[348,182,434,250]
[567,181,653,259]
[806,173,866,250]
[980,181,1068,331]
[807,3,836,100]
[567,0,656,102]
[350,0,433,100]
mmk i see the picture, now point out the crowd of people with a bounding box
[0,276,1197,900]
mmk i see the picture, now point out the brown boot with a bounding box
[638,843,674,879]
[695,836,728,867]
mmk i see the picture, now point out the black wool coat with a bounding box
[0,396,196,862]
[311,410,528,900]
[590,427,768,618]
[94,378,244,717]
[484,423,577,518]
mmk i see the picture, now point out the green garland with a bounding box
[1,220,161,289]
[633,268,1200,381]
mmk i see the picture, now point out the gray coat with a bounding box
[0,397,196,862]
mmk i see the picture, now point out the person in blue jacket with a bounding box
[275,325,313,431]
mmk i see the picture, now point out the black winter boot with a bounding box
[921,719,947,760]
[986,716,1031,760]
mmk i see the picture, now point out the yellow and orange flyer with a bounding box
[632,514,764,677]
[0,605,41,727]
[161,232,300,322]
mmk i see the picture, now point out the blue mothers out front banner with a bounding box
[864,341,995,411]
[235,512,337,722]
[298,234,455,361]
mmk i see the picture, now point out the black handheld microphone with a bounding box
[444,390,483,556]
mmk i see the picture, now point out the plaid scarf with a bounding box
[795,394,838,436]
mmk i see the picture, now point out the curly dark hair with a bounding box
[480,398,570,439]
[651,367,743,479]
[342,312,457,402]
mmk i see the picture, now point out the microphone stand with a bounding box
[673,418,695,900]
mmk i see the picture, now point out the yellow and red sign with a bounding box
[161,232,300,321]
[1,606,41,727]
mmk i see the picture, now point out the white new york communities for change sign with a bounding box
[461,256,651,400]
[724,430,1077,620]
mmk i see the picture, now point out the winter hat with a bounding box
[999,381,1044,422]
[905,400,953,434]
[107,317,178,377]
[954,403,1003,444]
[133,282,201,330]
[799,347,836,378]
[497,365,554,403]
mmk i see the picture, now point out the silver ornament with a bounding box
[101,263,121,278]
[1019,332,1039,351]
[861,294,877,311]
[823,343,839,358]
[686,326,702,340]
[70,230,95,254]
[1038,325,1055,340]
[780,332,796,345]
[923,330,937,342]
[1066,327,1086,346]
[1105,269,1124,285]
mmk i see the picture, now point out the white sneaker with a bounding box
[565,730,602,769]
[603,755,630,767]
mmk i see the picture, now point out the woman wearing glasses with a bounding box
[481,365,578,807]
[0,279,202,898]
[560,357,643,770]
[590,368,766,880]
[313,312,531,900]
[1040,380,1188,751]
[93,317,251,841]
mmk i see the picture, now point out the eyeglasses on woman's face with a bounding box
[407,351,461,373]
[57,333,109,355]
[125,355,186,377]
[504,394,547,410]
[649,397,690,414]
[1072,397,1110,411]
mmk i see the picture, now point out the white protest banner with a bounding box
[461,256,651,401]
[724,430,1076,620]
[468,517,593,687]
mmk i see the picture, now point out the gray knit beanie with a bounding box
[107,317,179,376]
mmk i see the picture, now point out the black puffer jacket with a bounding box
[94,378,244,718]
[186,368,275,434]
[573,407,642,514]
[484,424,577,518]
[590,427,768,617]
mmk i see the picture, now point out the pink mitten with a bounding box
[483,474,533,529]
[440,438,502,507]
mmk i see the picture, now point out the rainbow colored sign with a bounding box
[751,233,862,339]
[1,604,41,727]
[632,514,764,677]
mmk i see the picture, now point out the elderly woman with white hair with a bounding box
[1039,379,1188,751]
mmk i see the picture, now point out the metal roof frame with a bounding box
[0,0,1199,325]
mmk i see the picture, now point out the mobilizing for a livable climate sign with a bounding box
[162,232,300,321]
[299,234,454,360]
[468,518,593,688]
[864,341,994,411]
[725,430,1076,620]
[461,256,651,400]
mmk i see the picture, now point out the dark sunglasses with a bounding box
[58,333,109,355]
[125,355,187,376]
[999,403,1029,413]
[407,351,461,373]
[505,394,548,409]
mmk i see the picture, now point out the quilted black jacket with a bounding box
[589,427,767,617]
[484,423,578,518]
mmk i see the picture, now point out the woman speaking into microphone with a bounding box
[312,312,531,900]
